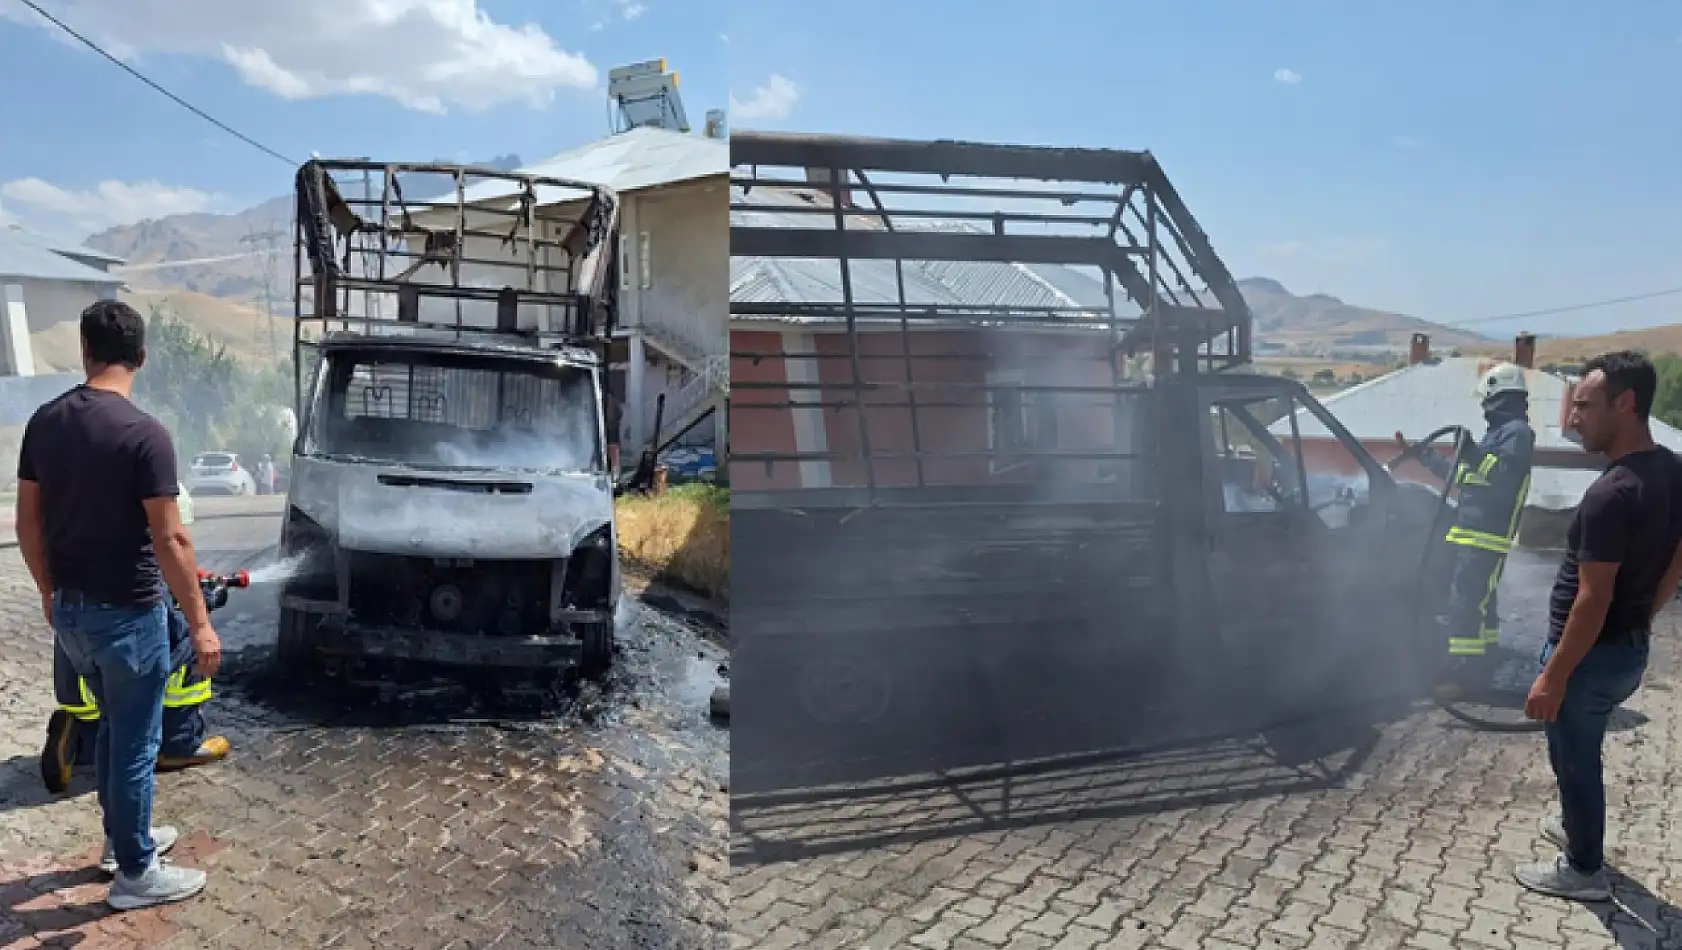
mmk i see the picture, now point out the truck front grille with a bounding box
[345,552,555,636]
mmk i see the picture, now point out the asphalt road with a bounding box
[0,495,729,948]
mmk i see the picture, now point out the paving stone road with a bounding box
[731,551,1682,949]
[0,498,730,949]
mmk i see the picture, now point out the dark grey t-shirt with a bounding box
[17,385,179,606]
[1549,446,1682,647]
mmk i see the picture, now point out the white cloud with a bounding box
[730,75,799,122]
[589,0,646,31]
[1259,237,1385,267]
[0,178,219,235]
[1,0,597,113]
[1273,68,1302,85]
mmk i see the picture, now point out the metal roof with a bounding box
[1270,357,1682,511]
[730,187,1133,322]
[3,225,125,266]
[458,126,726,207]
[0,228,125,284]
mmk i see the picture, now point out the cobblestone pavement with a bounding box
[732,553,1682,949]
[0,506,728,949]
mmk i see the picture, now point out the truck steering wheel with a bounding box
[1386,425,1471,472]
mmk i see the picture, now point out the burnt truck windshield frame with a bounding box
[303,347,605,473]
[291,158,620,411]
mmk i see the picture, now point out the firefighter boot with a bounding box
[39,710,75,795]
[156,736,231,773]
[1433,654,1497,702]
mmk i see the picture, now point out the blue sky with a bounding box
[2,1,1678,340]
[0,0,726,232]
[728,0,1682,339]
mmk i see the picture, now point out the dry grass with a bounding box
[616,483,729,602]
[28,289,284,373]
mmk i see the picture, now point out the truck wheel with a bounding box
[579,622,614,680]
[276,607,322,677]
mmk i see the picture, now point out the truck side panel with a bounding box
[731,501,1172,794]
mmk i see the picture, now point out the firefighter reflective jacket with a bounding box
[1422,412,1536,554]
[53,610,212,722]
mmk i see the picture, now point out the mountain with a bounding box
[73,179,1636,368]
[81,154,524,312]
[1237,277,1493,353]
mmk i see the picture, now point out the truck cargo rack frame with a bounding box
[292,159,620,407]
[730,131,1253,507]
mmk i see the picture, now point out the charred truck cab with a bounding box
[728,133,1451,796]
[279,159,623,679]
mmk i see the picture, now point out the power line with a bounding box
[1440,285,1682,329]
[12,0,296,167]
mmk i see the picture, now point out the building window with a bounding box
[986,370,1059,474]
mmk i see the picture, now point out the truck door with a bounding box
[1198,382,1405,721]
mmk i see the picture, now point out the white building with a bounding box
[399,62,727,472]
[0,225,126,377]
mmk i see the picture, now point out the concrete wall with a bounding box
[10,278,114,332]
[621,180,727,359]
[404,204,602,332]
[729,327,1127,491]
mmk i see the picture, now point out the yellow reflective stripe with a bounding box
[1460,472,1491,487]
[1505,474,1531,540]
[1445,527,1513,553]
[164,682,212,707]
[162,667,212,708]
[1478,454,1499,478]
[61,678,100,721]
[1448,638,1487,656]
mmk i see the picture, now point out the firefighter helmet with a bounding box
[1474,362,1528,401]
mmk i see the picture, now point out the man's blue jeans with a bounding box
[1540,639,1649,874]
[51,592,169,878]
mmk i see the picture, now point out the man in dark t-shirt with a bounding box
[14,300,221,911]
[1514,350,1682,902]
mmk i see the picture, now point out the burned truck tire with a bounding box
[276,607,323,676]
[579,622,615,680]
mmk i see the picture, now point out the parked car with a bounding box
[186,452,257,496]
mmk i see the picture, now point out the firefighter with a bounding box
[40,605,230,795]
[1396,361,1536,695]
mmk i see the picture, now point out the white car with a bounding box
[186,452,257,496]
[179,482,195,525]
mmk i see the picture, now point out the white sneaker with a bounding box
[107,857,206,911]
[1540,813,1567,851]
[99,825,179,875]
[1514,854,1611,902]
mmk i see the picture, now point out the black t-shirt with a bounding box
[16,386,179,606]
[1548,446,1682,646]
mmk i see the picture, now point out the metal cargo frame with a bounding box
[729,132,1253,508]
[291,159,621,409]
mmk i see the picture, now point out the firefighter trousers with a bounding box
[1439,544,1509,659]
[51,609,211,763]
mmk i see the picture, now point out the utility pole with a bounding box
[239,226,287,361]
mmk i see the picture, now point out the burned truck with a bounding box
[728,133,1476,795]
[277,159,623,680]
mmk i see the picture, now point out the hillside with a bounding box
[1238,278,1492,352]
[28,288,283,373]
[72,177,1682,370]
[82,154,522,312]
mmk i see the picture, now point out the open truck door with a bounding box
[1195,376,1423,719]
